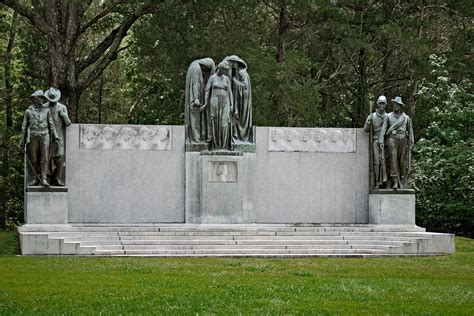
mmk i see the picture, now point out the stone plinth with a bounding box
[26,187,68,224]
[186,152,256,223]
[369,190,416,225]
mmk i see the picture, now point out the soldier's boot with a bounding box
[28,163,39,186]
[54,158,65,186]
[391,176,399,190]
[40,162,50,186]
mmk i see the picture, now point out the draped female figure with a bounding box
[204,61,235,150]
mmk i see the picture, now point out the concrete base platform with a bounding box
[369,190,416,225]
[26,190,68,224]
[18,224,455,257]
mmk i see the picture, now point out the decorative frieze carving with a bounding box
[268,128,356,153]
[80,124,171,150]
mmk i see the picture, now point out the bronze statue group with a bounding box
[21,87,71,187]
[364,95,414,190]
[185,55,252,151]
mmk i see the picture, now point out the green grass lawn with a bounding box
[0,231,473,315]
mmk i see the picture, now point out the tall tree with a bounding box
[0,10,17,230]
[0,0,158,122]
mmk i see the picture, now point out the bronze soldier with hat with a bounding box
[380,96,414,189]
[20,90,59,186]
[44,87,71,186]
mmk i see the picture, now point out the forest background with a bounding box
[0,0,472,236]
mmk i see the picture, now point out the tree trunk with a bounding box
[2,0,155,124]
[45,3,81,122]
[275,0,288,64]
[1,11,18,230]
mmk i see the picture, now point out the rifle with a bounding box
[379,142,387,185]
[403,131,413,189]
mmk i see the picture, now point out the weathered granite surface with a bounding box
[369,190,416,225]
[185,127,368,224]
[186,153,256,223]
[67,124,185,223]
[254,127,368,223]
[26,191,68,224]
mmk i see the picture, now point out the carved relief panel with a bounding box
[80,125,172,150]
[268,128,356,153]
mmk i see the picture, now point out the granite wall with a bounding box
[66,124,185,223]
[254,127,369,223]
[58,125,369,224]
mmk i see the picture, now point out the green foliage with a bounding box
[0,231,18,255]
[0,1,473,231]
[413,55,474,237]
[0,234,473,314]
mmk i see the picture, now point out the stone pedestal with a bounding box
[369,189,415,225]
[185,142,209,152]
[186,151,256,223]
[25,187,68,224]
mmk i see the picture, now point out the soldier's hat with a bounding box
[31,90,44,97]
[377,95,387,104]
[391,96,405,106]
[44,87,61,102]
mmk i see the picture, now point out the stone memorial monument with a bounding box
[18,60,454,257]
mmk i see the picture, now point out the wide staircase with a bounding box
[18,224,455,257]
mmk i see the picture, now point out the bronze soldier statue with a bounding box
[44,87,71,186]
[381,96,414,189]
[20,90,59,186]
[364,95,388,188]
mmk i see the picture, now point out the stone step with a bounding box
[93,244,398,251]
[65,239,419,248]
[51,232,431,241]
[21,224,426,233]
[94,248,389,256]
[71,238,416,246]
[118,239,413,246]
[118,231,429,237]
[61,234,425,242]
[18,224,454,256]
